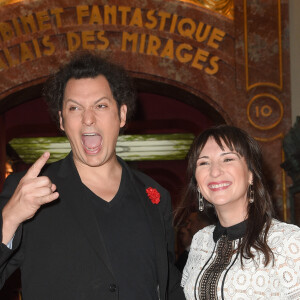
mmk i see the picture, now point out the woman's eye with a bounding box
[198,161,208,166]
[224,158,234,162]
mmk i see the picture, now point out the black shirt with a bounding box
[84,166,159,300]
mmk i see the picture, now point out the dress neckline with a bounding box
[213,219,247,242]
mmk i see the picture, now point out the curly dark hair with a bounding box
[177,124,275,267]
[43,51,136,128]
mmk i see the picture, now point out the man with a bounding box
[0,52,184,300]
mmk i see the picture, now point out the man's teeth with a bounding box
[83,133,96,136]
[209,183,230,188]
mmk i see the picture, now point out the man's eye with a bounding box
[97,104,107,109]
[69,106,78,111]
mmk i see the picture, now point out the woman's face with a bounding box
[195,137,252,223]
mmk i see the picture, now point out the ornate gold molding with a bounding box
[1,0,235,19]
[244,0,282,91]
[0,0,22,5]
[254,133,284,142]
[247,93,284,130]
[181,0,233,19]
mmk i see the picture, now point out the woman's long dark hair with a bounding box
[177,125,275,266]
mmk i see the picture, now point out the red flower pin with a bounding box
[146,187,160,204]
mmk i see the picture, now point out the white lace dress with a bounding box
[181,219,300,299]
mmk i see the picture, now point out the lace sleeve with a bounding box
[181,237,194,287]
[181,227,213,288]
[276,224,300,299]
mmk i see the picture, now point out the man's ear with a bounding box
[119,104,127,128]
[59,111,65,131]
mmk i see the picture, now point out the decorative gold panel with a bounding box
[0,0,23,5]
[181,0,234,19]
[244,0,283,91]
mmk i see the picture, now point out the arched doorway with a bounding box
[0,0,292,220]
[3,78,225,204]
[0,1,292,298]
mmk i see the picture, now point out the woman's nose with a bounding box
[210,162,222,177]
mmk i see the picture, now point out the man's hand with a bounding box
[2,152,59,244]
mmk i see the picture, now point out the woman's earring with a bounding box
[249,182,254,203]
[197,187,204,211]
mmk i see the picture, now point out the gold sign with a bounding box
[0,5,226,75]
[247,93,284,130]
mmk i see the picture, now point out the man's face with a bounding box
[59,75,127,169]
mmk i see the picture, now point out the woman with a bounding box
[180,125,300,299]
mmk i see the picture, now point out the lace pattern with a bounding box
[181,219,300,300]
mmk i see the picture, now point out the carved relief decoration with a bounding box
[181,0,234,19]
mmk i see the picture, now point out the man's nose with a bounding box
[82,108,96,126]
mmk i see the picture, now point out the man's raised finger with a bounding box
[24,152,51,179]
[41,191,59,205]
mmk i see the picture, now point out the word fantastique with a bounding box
[0,5,226,75]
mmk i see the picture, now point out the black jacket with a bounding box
[0,153,184,300]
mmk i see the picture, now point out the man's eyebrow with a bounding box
[64,97,110,105]
[94,97,111,103]
[64,99,80,105]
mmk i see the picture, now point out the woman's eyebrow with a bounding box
[220,151,240,157]
[198,155,209,161]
